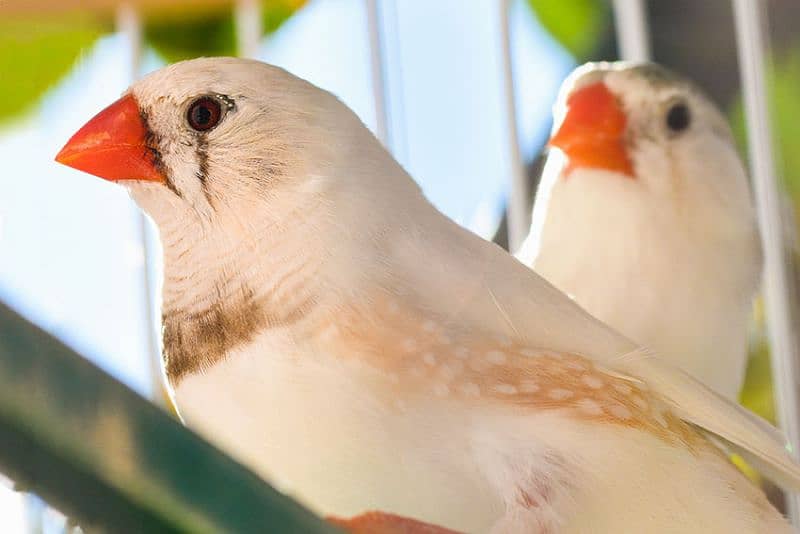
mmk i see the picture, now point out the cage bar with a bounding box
[612,0,651,62]
[732,0,800,524]
[364,0,390,148]
[115,4,165,408]
[500,0,530,252]
[235,0,263,59]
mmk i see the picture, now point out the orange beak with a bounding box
[549,81,634,177]
[55,94,166,183]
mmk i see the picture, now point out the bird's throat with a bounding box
[157,220,323,385]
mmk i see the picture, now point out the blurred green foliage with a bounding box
[0,16,111,123]
[526,0,608,59]
[0,1,305,125]
[144,0,304,62]
[731,44,800,201]
[144,11,237,61]
[740,302,776,424]
[767,48,800,200]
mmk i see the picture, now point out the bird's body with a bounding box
[173,297,785,533]
[520,62,761,400]
[57,58,794,533]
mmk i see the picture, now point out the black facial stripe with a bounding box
[140,109,182,198]
[195,135,214,207]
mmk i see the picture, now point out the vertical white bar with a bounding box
[365,0,409,166]
[116,3,164,406]
[116,3,142,78]
[733,0,800,524]
[499,0,529,251]
[22,492,41,534]
[364,0,390,147]
[235,0,263,59]
[612,0,651,62]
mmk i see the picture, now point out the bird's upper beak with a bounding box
[55,94,166,183]
[548,81,634,177]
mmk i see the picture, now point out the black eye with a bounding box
[666,102,691,133]
[187,97,222,131]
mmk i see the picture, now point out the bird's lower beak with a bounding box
[55,94,166,183]
[548,81,634,177]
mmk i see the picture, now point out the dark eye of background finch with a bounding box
[666,103,690,132]
[188,98,221,131]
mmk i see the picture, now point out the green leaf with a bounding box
[526,0,608,59]
[0,16,109,124]
[144,0,306,63]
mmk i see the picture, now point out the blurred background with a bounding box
[0,0,799,531]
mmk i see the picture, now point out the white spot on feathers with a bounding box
[486,350,507,365]
[582,375,604,389]
[494,383,518,395]
[548,388,574,401]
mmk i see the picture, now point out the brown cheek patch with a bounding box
[316,295,704,449]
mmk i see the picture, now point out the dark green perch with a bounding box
[0,300,338,533]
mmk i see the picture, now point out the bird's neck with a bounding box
[155,200,329,384]
[150,152,433,383]
[153,174,637,385]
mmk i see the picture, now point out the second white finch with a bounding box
[519,62,761,401]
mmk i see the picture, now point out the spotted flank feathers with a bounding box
[318,296,704,449]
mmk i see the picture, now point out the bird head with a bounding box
[55,57,403,241]
[549,62,744,198]
[55,57,428,317]
[523,61,760,289]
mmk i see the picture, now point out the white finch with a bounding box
[57,58,798,533]
[518,62,761,401]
